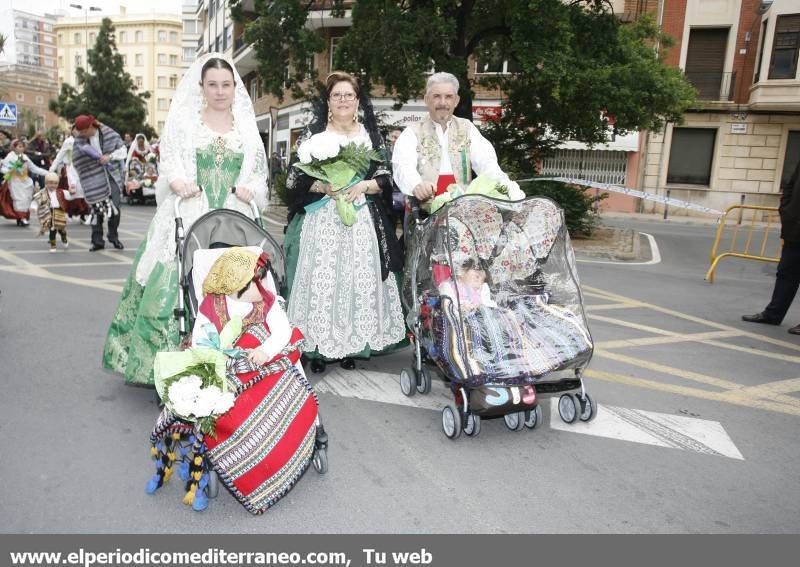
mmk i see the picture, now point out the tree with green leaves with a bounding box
[233,1,694,173]
[49,18,154,137]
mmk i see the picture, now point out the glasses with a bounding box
[330,92,356,102]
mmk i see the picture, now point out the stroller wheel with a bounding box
[463,413,481,437]
[558,394,578,424]
[206,469,220,499]
[524,405,543,430]
[416,367,432,395]
[400,368,416,397]
[503,411,526,432]
[578,393,596,422]
[313,447,329,474]
[442,404,462,440]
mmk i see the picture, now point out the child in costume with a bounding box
[1,139,49,226]
[148,247,322,514]
[32,172,69,252]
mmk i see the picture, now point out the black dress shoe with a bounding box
[89,244,105,252]
[339,357,356,370]
[110,240,124,250]
[789,324,800,335]
[742,312,779,325]
[310,359,326,374]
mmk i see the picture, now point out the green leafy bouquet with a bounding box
[294,132,382,226]
[430,174,510,213]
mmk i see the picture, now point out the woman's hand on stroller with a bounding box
[246,348,269,366]
[233,185,254,203]
[413,181,435,201]
[170,179,201,199]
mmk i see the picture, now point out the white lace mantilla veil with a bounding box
[155,52,268,208]
[126,132,149,170]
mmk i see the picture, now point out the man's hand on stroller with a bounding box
[170,179,201,199]
[413,181,435,201]
[246,348,269,366]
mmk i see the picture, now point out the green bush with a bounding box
[520,179,607,236]
[273,169,289,206]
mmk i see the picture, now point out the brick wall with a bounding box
[733,0,763,104]
[661,0,687,67]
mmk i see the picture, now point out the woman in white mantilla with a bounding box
[284,71,406,374]
[103,54,269,385]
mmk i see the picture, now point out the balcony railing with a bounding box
[687,70,736,102]
[234,35,247,55]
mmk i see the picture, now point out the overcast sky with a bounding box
[8,0,183,17]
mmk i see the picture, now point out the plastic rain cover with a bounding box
[402,195,593,387]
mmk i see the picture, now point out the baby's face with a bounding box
[238,280,264,303]
[45,180,59,190]
[460,268,486,288]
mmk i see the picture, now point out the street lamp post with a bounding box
[69,4,101,72]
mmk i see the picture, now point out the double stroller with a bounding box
[125,157,158,204]
[147,197,328,514]
[401,194,595,439]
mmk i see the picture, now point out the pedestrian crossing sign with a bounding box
[0,103,18,127]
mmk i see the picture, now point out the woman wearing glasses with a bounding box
[284,71,405,374]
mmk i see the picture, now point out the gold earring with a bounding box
[353,108,358,123]
[328,109,333,122]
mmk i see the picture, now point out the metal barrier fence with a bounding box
[706,204,781,283]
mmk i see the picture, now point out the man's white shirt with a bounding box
[391,118,524,200]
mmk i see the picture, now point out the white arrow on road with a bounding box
[315,367,743,460]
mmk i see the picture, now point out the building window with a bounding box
[781,131,800,190]
[36,95,44,104]
[16,93,24,102]
[184,20,196,34]
[685,27,730,100]
[135,76,143,88]
[74,32,81,44]
[183,47,196,62]
[119,31,127,43]
[44,23,53,32]
[158,53,167,65]
[57,33,62,44]
[158,76,167,88]
[89,32,96,44]
[58,56,63,66]
[474,44,520,75]
[44,57,54,67]
[170,31,178,43]
[135,53,143,66]
[121,54,127,65]
[135,30,143,42]
[755,19,769,82]
[667,128,716,186]
[158,121,165,131]
[169,74,178,88]
[158,30,167,42]
[158,98,169,110]
[209,0,216,19]
[769,14,800,80]
[170,54,178,65]
[44,47,54,56]
[75,54,82,67]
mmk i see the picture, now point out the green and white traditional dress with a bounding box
[102,53,268,385]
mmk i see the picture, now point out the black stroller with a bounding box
[401,194,596,439]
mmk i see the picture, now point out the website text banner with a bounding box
[1,535,798,567]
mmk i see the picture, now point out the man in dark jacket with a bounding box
[743,159,800,334]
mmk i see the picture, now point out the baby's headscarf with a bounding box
[202,247,275,310]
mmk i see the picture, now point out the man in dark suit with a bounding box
[743,159,800,334]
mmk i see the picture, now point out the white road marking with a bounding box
[315,367,742,460]
[548,398,743,460]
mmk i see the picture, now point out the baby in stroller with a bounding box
[402,194,595,438]
[147,207,328,515]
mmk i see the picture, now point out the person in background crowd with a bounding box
[0,130,13,159]
[123,132,133,150]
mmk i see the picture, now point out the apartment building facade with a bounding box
[54,8,183,134]
[638,0,800,215]
[182,1,201,73]
[0,8,60,133]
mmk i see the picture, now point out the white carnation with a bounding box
[193,386,222,418]
[297,142,313,164]
[310,132,342,161]
[213,391,236,415]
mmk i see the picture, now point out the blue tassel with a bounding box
[178,460,190,481]
[192,488,209,511]
[198,472,209,489]
[145,474,161,494]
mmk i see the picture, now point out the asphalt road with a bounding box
[1,205,799,533]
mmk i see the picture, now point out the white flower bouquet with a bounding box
[145,152,158,163]
[153,318,243,436]
[294,132,382,226]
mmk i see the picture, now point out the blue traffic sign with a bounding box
[0,102,18,127]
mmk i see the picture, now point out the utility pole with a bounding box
[69,3,101,73]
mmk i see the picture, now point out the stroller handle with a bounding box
[173,186,263,228]
[408,195,424,221]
